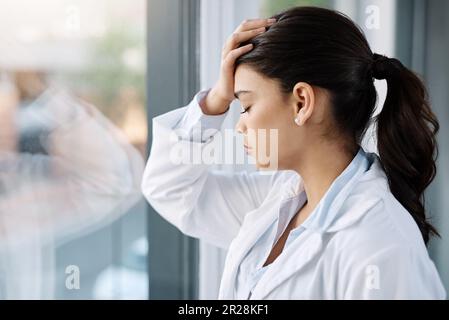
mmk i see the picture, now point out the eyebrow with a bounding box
[234,90,252,99]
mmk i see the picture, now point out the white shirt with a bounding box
[141,89,447,299]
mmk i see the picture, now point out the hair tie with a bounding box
[371,53,403,80]
[372,53,390,80]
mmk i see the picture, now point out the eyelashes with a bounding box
[240,106,252,114]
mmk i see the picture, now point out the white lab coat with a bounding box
[142,90,446,300]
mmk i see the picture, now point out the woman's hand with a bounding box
[200,18,276,115]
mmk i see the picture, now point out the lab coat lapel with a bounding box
[251,229,324,299]
[254,193,381,299]
[252,200,382,300]
[326,156,387,232]
[218,191,288,299]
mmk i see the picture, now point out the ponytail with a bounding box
[372,53,440,244]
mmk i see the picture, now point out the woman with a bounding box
[142,7,446,299]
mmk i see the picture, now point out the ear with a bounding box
[292,82,315,126]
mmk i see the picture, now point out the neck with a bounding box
[292,143,359,215]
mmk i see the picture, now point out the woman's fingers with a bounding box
[208,18,276,107]
[222,28,265,57]
[221,18,276,57]
[235,18,276,33]
[222,44,253,72]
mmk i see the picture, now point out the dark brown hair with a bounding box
[236,6,440,244]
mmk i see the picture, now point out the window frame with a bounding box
[145,0,200,299]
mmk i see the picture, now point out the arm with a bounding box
[142,18,281,249]
[141,89,283,249]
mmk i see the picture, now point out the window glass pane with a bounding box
[0,0,147,299]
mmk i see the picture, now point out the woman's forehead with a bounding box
[235,66,279,95]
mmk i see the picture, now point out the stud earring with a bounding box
[294,117,301,126]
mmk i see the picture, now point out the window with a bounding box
[0,0,147,299]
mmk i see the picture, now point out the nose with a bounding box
[235,116,246,135]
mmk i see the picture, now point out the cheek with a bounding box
[268,114,298,160]
[247,105,290,144]
[245,111,272,147]
[249,103,283,129]
[246,116,282,157]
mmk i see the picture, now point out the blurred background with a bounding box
[0,0,447,299]
[0,0,147,299]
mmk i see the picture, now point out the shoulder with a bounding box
[327,154,430,267]
[327,193,445,298]
[326,193,440,296]
[330,189,426,259]
[330,152,425,248]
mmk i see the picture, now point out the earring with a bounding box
[295,107,305,126]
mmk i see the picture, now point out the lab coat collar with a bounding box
[283,148,386,233]
[252,149,389,299]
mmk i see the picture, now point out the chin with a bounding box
[254,158,282,171]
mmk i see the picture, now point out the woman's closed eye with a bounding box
[240,106,252,114]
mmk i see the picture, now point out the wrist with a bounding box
[200,88,232,115]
